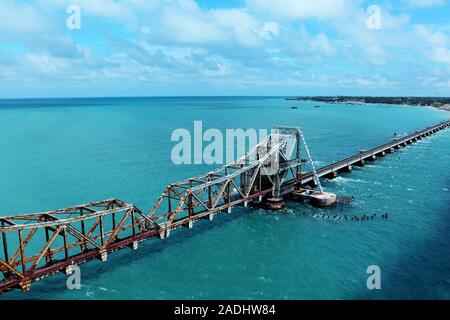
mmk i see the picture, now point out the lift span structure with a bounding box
[1,120,449,294]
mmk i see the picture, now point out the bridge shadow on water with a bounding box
[4,174,449,299]
[354,177,450,300]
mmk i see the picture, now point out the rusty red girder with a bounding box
[1,121,449,295]
[0,129,303,294]
[147,129,303,237]
[0,199,162,293]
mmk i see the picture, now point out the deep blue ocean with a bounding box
[0,97,449,299]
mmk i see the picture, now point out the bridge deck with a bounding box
[298,120,450,185]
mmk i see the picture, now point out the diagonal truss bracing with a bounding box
[0,127,306,294]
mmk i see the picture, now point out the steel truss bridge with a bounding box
[1,120,449,294]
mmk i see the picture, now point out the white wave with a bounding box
[407,188,414,192]
[333,177,367,184]
[86,289,95,297]
[258,276,272,283]
[98,286,117,293]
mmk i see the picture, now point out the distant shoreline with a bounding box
[286,96,450,113]
[437,104,450,112]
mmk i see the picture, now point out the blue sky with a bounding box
[0,0,449,98]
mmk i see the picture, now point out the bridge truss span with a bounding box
[0,120,449,294]
[148,128,305,236]
[0,199,160,293]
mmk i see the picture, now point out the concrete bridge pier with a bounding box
[339,165,353,173]
[65,264,77,276]
[265,198,285,211]
[310,193,337,208]
[386,148,395,154]
[325,171,338,179]
[366,155,376,161]
[99,249,108,262]
[19,280,32,293]
[203,213,215,221]
[355,159,365,167]
[308,180,318,188]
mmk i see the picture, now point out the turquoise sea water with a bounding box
[0,97,449,300]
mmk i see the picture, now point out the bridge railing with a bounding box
[320,120,450,173]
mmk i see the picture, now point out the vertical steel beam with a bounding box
[18,230,26,275]
[44,227,53,263]
[99,216,105,247]
[208,186,212,209]
[62,226,69,259]
[1,222,8,263]
[79,209,87,251]
[168,188,172,212]
[131,210,136,237]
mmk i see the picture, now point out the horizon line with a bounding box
[1,94,450,100]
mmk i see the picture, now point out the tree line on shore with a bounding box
[287,96,450,107]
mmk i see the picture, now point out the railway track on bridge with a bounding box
[1,119,449,294]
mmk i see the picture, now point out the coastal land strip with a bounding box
[286,96,450,112]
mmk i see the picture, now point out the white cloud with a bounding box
[25,54,69,74]
[246,0,350,20]
[311,33,335,56]
[1,0,450,95]
[0,0,50,33]
[161,9,224,45]
[415,24,448,47]
[211,9,262,47]
[402,0,446,8]
[255,22,280,40]
[415,25,450,65]
[431,47,450,64]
